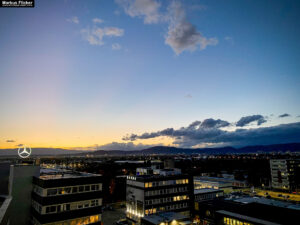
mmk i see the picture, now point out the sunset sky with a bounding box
[0,0,299,150]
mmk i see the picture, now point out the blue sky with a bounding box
[0,0,299,149]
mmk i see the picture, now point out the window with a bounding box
[72,186,78,193]
[58,188,64,195]
[65,204,70,211]
[91,200,98,206]
[47,189,57,196]
[46,206,56,214]
[79,186,84,192]
[85,185,90,191]
[65,187,71,194]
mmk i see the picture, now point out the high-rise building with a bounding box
[31,169,103,225]
[9,164,41,225]
[270,159,300,192]
[126,167,192,225]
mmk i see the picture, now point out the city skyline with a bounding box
[0,0,300,149]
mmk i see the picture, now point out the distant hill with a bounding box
[0,143,299,157]
[90,143,300,155]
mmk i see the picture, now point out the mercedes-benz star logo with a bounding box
[18,145,32,158]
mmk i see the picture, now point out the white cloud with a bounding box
[67,16,79,24]
[93,18,104,24]
[165,1,218,55]
[112,43,122,50]
[116,0,218,55]
[81,26,124,46]
[116,0,161,24]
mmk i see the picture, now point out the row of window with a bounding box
[145,195,189,205]
[223,217,252,225]
[32,214,100,225]
[33,183,102,197]
[32,199,102,214]
[145,186,188,196]
[144,179,189,188]
[195,193,222,201]
[144,202,188,215]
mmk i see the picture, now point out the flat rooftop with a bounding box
[142,212,190,224]
[194,176,246,183]
[194,188,224,195]
[38,168,101,180]
[229,196,300,210]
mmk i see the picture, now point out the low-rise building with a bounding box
[194,176,248,194]
[126,168,192,225]
[141,212,192,225]
[193,195,300,225]
[31,169,103,225]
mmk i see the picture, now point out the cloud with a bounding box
[184,94,192,98]
[279,113,291,118]
[236,115,267,127]
[81,26,124,46]
[174,122,300,148]
[123,118,300,148]
[116,0,161,24]
[67,16,79,24]
[16,144,23,147]
[93,18,104,24]
[201,118,230,128]
[112,43,122,50]
[165,1,218,55]
[123,118,230,141]
[116,0,218,55]
[6,139,15,143]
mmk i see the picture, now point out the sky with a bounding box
[0,0,299,150]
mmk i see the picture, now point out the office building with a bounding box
[31,169,103,225]
[194,188,224,203]
[193,196,299,225]
[126,167,192,225]
[194,176,248,194]
[270,159,300,192]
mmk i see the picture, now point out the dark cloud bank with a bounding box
[123,115,300,148]
[278,113,291,118]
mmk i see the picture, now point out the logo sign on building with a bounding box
[18,145,32,158]
[1,1,34,8]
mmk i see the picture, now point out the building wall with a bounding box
[9,165,40,225]
[0,162,11,195]
[270,159,300,191]
[126,175,192,225]
[31,174,103,225]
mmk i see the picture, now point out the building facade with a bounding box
[126,168,192,225]
[270,159,300,192]
[31,169,103,225]
[141,212,192,225]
